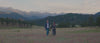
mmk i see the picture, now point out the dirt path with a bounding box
[0,27,100,43]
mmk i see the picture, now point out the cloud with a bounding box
[0,0,100,14]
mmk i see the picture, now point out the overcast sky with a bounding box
[0,0,100,14]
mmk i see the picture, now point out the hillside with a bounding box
[33,12,100,26]
[0,11,28,20]
[33,13,92,26]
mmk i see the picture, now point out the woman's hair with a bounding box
[53,21,55,25]
[46,20,49,23]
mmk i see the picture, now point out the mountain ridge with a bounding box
[0,7,59,20]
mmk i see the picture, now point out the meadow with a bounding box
[0,26,100,43]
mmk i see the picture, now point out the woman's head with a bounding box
[46,20,49,23]
[53,21,55,25]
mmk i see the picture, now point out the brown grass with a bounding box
[0,27,100,43]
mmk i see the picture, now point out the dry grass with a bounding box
[0,27,100,43]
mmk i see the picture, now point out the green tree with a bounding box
[80,21,88,27]
[0,18,5,24]
[96,16,100,26]
[57,22,71,28]
[88,15,94,26]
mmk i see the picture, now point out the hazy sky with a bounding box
[0,0,100,14]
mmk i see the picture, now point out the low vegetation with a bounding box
[0,18,32,28]
[57,16,100,28]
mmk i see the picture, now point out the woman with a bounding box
[51,22,56,36]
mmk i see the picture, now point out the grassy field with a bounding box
[0,27,100,43]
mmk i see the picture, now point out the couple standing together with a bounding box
[45,20,56,36]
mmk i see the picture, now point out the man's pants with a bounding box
[46,28,49,36]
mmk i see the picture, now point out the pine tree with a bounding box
[96,16,100,26]
[88,15,94,26]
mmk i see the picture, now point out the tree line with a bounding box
[0,18,32,28]
[57,16,100,28]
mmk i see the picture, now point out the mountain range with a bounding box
[0,7,60,20]
[33,13,100,26]
[0,7,100,26]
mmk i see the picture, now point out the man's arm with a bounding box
[44,24,47,30]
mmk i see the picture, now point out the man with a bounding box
[45,20,50,36]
